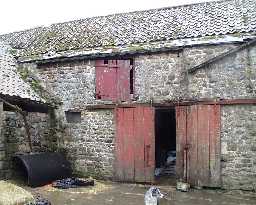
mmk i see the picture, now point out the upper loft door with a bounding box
[115,106,155,183]
[176,104,221,187]
[95,60,131,102]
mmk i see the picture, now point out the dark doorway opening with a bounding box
[12,156,29,184]
[155,108,176,183]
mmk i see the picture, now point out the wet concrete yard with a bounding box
[26,181,256,205]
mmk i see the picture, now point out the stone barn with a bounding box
[0,0,256,190]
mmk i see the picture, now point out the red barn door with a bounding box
[95,60,131,101]
[115,106,155,183]
[176,104,221,187]
[95,64,117,100]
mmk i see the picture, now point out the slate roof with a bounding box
[0,0,255,60]
[0,42,45,103]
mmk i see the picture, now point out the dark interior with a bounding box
[12,153,72,187]
[12,156,28,184]
[155,108,176,177]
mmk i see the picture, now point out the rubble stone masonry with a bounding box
[3,43,253,190]
[65,109,115,178]
[31,44,235,179]
[1,111,51,177]
[188,46,256,99]
[221,105,256,190]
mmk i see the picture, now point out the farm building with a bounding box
[0,0,256,190]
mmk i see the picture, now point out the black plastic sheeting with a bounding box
[13,152,72,187]
[52,178,94,189]
[26,195,51,205]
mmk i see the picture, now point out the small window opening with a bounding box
[65,111,81,123]
[130,59,134,94]
[104,60,108,64]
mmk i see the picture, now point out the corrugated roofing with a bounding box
[0,0,255,59]
[0,42,45,103]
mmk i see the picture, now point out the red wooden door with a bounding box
[176,104,221,187]
[115,106,155,182]
[95,65,117,100]
[95,60,130,101]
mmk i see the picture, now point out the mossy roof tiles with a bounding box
[0,0,255,59]
[0,42,45,103]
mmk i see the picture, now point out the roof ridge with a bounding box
[45,0,228,27]
[1,0,255,60]
[0,0,227,36]
[0,27,44,38]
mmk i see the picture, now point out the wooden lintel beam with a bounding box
[86,104,116,110]
[0,97,25,114]
[156,99,256,106]
[85,99,256,110]
[217,99,256,105]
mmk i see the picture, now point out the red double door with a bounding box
[176,105,221,187]
[115,105,221,187]
[115,106,155,182]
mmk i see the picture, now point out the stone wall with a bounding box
[188,46,256,99]
[16,43,256,188]
[221,105,256,191]
[183,44,236,69]
[36,60,95,110]
[64,109,115,179]
[134,44,237,103]
[23,43,242,179]
[134,52,185,102]
[1,111,52,177]
[34,60,115,178]
[34,44,239,107]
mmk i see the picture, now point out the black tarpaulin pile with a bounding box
[26,195,51,205]
[52,178,95,189]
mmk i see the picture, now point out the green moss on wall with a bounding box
[17,66,61,106]
[9,49,18,56]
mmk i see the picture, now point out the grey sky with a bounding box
[0,0,217,34]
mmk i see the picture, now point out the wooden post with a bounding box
[0,97,33,152]
[22,113,33,152]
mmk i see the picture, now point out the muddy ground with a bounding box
[24,181,256,205]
